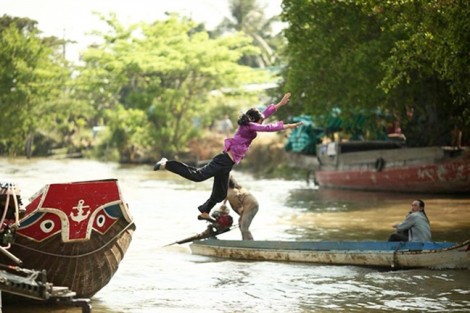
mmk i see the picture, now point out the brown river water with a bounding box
[1,158,469,313]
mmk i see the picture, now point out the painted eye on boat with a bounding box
[96,214,106,227]
[40,220,55,233]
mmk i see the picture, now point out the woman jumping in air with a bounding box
[153,92,302,220]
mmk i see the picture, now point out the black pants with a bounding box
[165,152,235,213]
[388,231,408,242]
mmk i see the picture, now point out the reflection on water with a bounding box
[1,158,469,313]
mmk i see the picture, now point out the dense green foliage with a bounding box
[0,15,76,156]
[281,0,469,146]
[76,13,267,161]
[0,13,270,161]
[1,0,468,162]
[214,0,284,68]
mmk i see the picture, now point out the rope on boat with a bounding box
[0,182,21,228]
[12,221,136,259]
[0,189,10,227]
[391,241,405,268]
[0,183,23,264]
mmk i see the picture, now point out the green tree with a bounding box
[281,0,469,146]
[76,13,266,161]
[281,0,395,130]
[214,0,283,68]
[378,0,470,145]
[0,15,74,156]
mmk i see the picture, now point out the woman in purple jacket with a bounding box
[153,92,302,220]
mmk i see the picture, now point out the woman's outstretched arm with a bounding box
[274,92,291,110]
[283,122,303,130]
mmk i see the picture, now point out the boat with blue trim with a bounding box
[190,239,470,269]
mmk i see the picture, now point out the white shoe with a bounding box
[153,158,167,171]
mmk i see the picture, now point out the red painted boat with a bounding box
[314,142,470,194]
[0,179,135,298]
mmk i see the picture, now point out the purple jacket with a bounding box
[224,104,284,164]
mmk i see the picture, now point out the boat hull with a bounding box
[314,144,470,194]
[0,179,135,298]
[9,219,135,298]
[190,240,470,269]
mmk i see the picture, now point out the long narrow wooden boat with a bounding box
[190,239,470,269]
[0,179,136,298]
[313,142,470,194]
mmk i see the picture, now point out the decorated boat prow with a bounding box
[0,179,136,298]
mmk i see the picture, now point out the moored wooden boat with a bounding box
[313,142,470,194]
[0,179,136,298]
[190,239,470,269]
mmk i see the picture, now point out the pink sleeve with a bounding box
[262,104,277,119]
[249,121,284,132]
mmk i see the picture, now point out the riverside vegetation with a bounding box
[1,1,468,166]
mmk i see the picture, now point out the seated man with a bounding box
[388,199,431,242]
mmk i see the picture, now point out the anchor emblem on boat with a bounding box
[70,199,91,223]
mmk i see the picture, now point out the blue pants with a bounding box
[165,152,235,213]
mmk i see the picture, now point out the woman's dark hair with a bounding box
[228,175,242,189]
[238,108,263,126]
[416,199,430,223]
